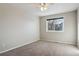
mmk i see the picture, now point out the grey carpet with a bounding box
[0,40,79,56]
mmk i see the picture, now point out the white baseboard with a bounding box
[0,39,39,54]
[40,39,76,45]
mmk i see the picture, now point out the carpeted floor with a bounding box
[0,40,79,56]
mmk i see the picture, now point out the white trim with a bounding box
[40,39,76,45]
[0,39,39,54]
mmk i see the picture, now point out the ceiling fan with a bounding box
[33,3,54,11]
[40,3,48,11]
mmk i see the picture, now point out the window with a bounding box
[46,17,64,32]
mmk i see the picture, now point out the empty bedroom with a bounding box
[0,3,79,56]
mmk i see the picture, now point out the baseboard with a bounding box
[40,39,76,46]
[0,39,39,54]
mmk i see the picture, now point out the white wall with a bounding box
[40,11,77,45]
[77,8,79,47]
[0,4,40,53]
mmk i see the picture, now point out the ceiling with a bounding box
[0,3,79,16]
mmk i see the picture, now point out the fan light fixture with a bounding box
[40,3,48,11]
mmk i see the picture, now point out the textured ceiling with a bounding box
[0,3,79,16]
